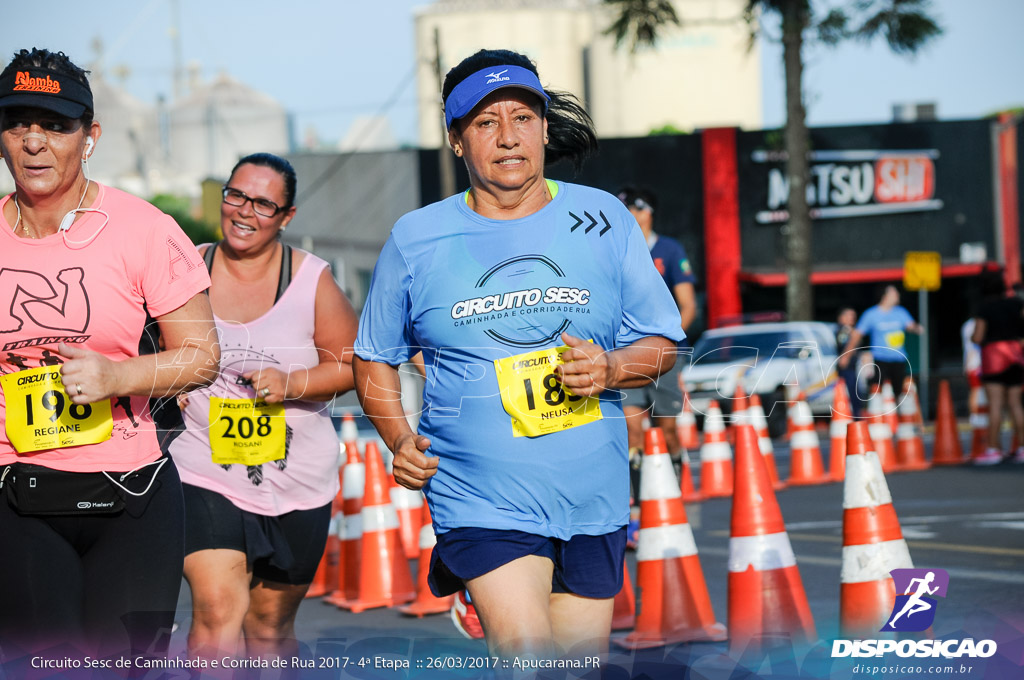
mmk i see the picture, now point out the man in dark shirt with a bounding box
[617,186,696,488]
[835,307,862,416]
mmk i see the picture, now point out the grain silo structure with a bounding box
[166,72,289,193]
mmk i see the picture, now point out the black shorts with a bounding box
[982,364,1024,387]
[182,483,331,585]
[428,526,626,599]
[871,360,909,392]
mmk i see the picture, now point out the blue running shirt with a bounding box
[855,304,915,363]
[355,182,684,539]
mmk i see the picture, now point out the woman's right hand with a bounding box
[391,433,436,490]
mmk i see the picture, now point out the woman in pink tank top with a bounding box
[169,153,358,659]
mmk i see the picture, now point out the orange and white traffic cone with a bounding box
[677,396,701,451]
[829,382,854,482]
[306,450,344,598]
[699,401,733,498]
[839,421,915,637]
[748,394,784,490]
[896,382,929,471]
[969,385,990,462]
[326,440,364,608]
[340,412,359,446]
[398,501,454,617]
[337,441,415,613]
[731,385,751,429]
[679,449,703,503]
[611,562,636,631]
[904,378,925,427]
[866,385,898,473]
[787,393,829,486]
[932,380,965,466]
[729,424,817,651]
[882,381,899,436]
[616,428,727,649]
[389,474,424,561]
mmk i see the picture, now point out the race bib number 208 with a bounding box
[493,345,602,438]
[208,398,286,466]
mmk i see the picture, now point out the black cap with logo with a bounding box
[0,68,93,118]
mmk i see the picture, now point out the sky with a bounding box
[2,0,1022,147]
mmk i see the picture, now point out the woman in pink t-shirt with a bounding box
[0,48,219,657]
[170,153,358,659]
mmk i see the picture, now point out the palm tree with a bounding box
[604,0,941,320]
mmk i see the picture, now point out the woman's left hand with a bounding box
[59,343,123,405]
[555,332,613,397]
[243,367,291,403]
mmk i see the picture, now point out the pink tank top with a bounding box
[170,251,340,515]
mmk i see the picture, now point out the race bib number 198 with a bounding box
[493,345,603,438]
[1,366,113,453]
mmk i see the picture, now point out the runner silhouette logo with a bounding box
[881,568,949,632]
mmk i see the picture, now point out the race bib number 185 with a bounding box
[493,345,602,438]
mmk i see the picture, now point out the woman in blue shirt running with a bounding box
[353,49,683,660]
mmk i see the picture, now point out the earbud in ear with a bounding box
[84,138,95,158]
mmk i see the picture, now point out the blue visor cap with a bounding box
[444,65,550,129]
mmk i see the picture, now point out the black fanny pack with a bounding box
[1,462,127,516]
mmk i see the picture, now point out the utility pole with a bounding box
[170,0,184,100]
[434,27,456,199]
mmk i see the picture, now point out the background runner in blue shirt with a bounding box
[354,49,683,660]
[839,285,922,394]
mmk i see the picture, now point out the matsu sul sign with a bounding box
[754,149,943,224]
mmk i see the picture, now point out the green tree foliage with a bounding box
[604,0,680,53]
[149,194,218,245]
[648,123,689,136]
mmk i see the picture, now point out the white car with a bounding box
[683,322,839,438]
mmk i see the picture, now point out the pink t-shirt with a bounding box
[0,184,211,472]
[170,252,340,515]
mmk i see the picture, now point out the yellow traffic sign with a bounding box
[904,251,942,291]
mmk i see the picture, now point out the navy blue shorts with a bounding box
[428,526,626,599]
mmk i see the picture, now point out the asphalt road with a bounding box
[161,432,1024,680]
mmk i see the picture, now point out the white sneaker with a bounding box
[1012,447,1024,464]
[973,448,1003,466]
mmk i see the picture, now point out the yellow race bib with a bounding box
[884,330,906,349]
[208,398,286,466]
[494,345,602,438]
[1,366,113,453]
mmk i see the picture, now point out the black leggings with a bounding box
[872,360,909,393]
[0,458,185,659]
